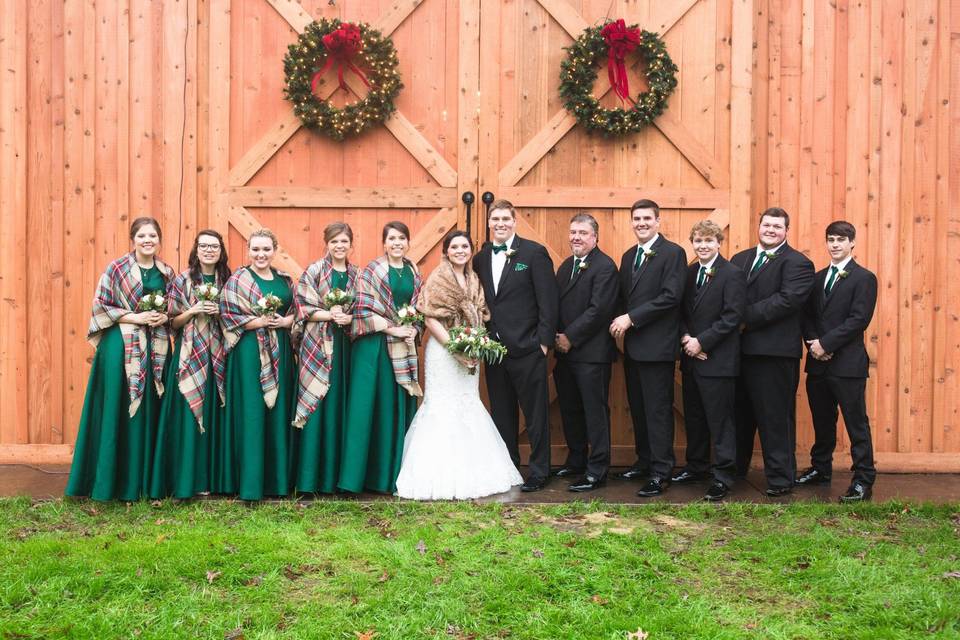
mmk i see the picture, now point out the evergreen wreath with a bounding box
[283,18,402,141]
[559,21,678,136]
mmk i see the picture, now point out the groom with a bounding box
[474,199,559,492]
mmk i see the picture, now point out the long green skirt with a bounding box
[65,325,162,502]
[294,326,350,494]
[216,330,294,500]
[338,333,417,494]
[148,335,219,499]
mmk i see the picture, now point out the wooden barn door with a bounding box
[207,0,481,276]
[476,0,754,464]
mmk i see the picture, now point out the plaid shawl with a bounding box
[88,252,174,417]
[291,257,359,428]
[220,266,294,409]
[416,258,489,330]
[169,270,227,433]
[352,256,423,397]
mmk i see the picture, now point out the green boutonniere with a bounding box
[514,262,529,272]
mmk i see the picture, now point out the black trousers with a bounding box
[622,358,676,479]
[485,349,551,480]
[680,370,737,488]
[735,355,800,489]
[805,373,876,485]
[553,358,612,479]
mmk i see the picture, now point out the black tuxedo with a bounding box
[617,235,687,479]
[802,259,878,485]
[678,256,746,488]
[553,247,619,478]
[729,243,814,489]
[474,236,559,480]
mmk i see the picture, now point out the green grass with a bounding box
[0,498,958,639]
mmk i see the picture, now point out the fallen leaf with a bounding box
[155,534,167,544]
[433,576,445,585]
[378,571,389,583]
[150,500,163,508]
[283,565,303,580]
[354,631,377,640]
[435,553,446,566]
[626,629,649,640]
[351,595,360,605]
[81,506,99,517]
[244,575,263,587]
[224,629,244,640]
[591,594,608,605]
[155,518,166,526]
[206,570,222,584]
[942,571,960,579]
[532,549,544,558]
[416,540,427,555]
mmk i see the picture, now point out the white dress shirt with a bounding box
[491,234,516,295]
[825,255,853,291]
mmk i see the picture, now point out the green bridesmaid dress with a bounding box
[294,269,351,494]
[149,274,219,499]
[217,270,295,500]
[338,264,418,494]
[66,265,166,501]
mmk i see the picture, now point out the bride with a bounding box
[395,230,523,500]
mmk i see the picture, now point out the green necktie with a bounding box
[633,248,644,271]
[696,265,707,289]
[571,257,581,281]
[824,265,839,295]
[750,251,767,275]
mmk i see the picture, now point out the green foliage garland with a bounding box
[559,24,678,136]
[283,19,402,141]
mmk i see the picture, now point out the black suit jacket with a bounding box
[730,242,815,358]
[617,235,687,362]
[680,256,746,377]
[802,259,877,377]
[474,236,559,358]
[555,246,618,363]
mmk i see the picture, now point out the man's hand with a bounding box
[683,337,703,357]
[609,314,632,338]
[555,333,572,353]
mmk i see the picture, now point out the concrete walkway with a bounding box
[3,464,959,504]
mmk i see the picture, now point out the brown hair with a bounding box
[760,207,790,228]
[382,221,410,243]
[129,217,162,242]
[570,212,599,239]
[188,229,231,284]
[324,221,354,244]
[630,199,661,219]
[825,220,856,241]
[689,220,724,243]
[442,229,472,253]
[487,199,516,219]
[248,228,279,249]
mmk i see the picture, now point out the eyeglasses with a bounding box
[198,243,221,251]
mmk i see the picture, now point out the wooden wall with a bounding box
[1,0,958,471]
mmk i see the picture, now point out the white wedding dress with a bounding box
[395,337,523,500]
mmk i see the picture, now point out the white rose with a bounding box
[257,297,267,307]
[155,295,164,305]
[209,286,218,296]
[398,307,408,318]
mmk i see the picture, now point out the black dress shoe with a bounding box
[568,475,605,492]
[670,469,709,484]
[796,467,832,486]
[704,482,729,502]
[839,482,872,503]
[553,466,585,478]
[615,467,649,480]
[520,477,548,492]
[765,485,793,497]
[637,477,670,497]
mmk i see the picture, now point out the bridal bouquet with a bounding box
[138,291,166,313]
[445,326,508,374]
[396,304,423,326]
[195,282,220,302]
[254,294,283,316]
[323,288,354,309]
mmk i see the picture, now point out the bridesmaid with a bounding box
[291,222,358,494]
[219,229,296,500]
[149,230,231,499]
[339,221,423,494]
[66,217,174,501]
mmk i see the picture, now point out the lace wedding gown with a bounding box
[395,338,523,500]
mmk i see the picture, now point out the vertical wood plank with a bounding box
[729,0,754,253]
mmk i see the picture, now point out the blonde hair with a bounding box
[248,228,279,249]
[689,220,724,243]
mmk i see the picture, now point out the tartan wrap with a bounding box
[291,258,359,428]
[87,252,174,417]
[169,270,228,433]
[220,266,295,409]
[352,256,423,397]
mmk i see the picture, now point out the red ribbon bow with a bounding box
[311,22,371,96]
[600,20,641,102]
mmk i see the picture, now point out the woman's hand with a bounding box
[276,313,295,329]
[453,353,478,369]
[246,315,268,330]
[201,301,219,315]
[332,311,353,326]
[147,312,169,328]
[385,325,417,339]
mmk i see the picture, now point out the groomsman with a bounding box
[474,199,559,492]
[798,221,878,502]
[553,213,619,492]
[609,199,687,497]
[731,207,814,496]
[675,220,746,501]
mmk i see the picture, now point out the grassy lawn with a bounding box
[0,498,958,639]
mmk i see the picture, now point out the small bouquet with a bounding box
[138,291,166,313]
[323,288,354,310]
[396,304,423,326]
[445,325,508,374]
[254,294,283,316]
[195,282,220,302]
